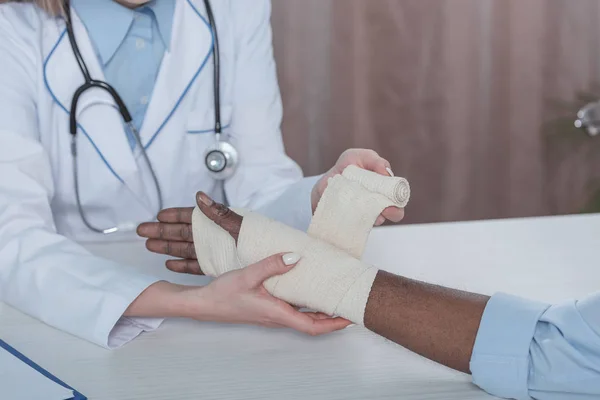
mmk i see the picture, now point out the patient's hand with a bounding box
[137,192,241,275]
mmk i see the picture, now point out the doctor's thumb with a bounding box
[244,253,301,287]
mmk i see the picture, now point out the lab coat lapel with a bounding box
[139,0,214,149]
[43,12,147,201]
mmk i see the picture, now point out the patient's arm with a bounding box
[364,271,488,373]
[138,192,488,372]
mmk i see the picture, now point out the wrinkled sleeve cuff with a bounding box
[257,175,321,232]
[98,274,164,350]
[107,316,164,349]
[470,293,550,400]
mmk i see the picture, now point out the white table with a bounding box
[1,214,599,400]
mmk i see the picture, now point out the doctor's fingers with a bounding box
[145,239,197,260]
[166,259,204,275]
[196,192,243,243]
[381,206,405,223]
[346,149,392,177]
[275,306,352,336]
[137,222,194,242]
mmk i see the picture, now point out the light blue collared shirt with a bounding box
[71,0,176,149]
[471,292,600,399]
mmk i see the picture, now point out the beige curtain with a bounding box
[271,0,600,224]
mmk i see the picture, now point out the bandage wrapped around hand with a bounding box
[192,166,410,324]
[309,165,410,258]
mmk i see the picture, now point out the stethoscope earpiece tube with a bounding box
[203,0,221,135]
[64,0,163,234]
[64,0,237,233]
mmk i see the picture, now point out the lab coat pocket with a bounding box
[185,105,233,176]
[186,105,233,135]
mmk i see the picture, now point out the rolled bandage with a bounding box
[343,165,411,208]
[308,166,410,258]
[308,176,393,258]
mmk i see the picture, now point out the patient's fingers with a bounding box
[166,259,204,275]
[157,207,194,223]
[137,222,194,242]
[145,239,197,260]
[196,192,243,243]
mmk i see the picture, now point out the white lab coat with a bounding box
[0,0,317,348]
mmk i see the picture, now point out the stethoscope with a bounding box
[575,101,600,137]
[64,0,238,234]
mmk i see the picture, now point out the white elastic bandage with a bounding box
[343,165,411,209]
[308,166,410,258]
[191,166,411,324]
[191,207,245,277]
[237,212,379,323]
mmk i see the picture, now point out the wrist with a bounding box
[125,281,201,319]
[311,183,319,213]
[178,285,218,321]
[311,174,327,213]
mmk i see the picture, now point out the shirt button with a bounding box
[136,38,146,50]
[140,96,149,105]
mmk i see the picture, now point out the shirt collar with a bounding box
[149,0,175,50]
[71,0,175,65]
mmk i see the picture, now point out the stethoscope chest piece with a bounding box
[204,140,239,180]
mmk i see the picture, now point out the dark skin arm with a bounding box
[138,192,489,373]
[364,272,489,373]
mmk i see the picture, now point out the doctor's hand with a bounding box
[126,254,350,336]
[313,149,405,226]
[192,253,351,334]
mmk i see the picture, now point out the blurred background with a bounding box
[270,0,600,224]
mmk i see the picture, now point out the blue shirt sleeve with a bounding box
[470,292,600,400]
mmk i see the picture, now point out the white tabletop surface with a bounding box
[1,213,599,400]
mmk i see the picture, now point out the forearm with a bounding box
[124,281,202,319]
[364,271,490,373]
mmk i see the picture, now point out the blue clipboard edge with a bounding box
[0,338,87,400]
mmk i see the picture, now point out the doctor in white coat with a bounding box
[0,0,403,348]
